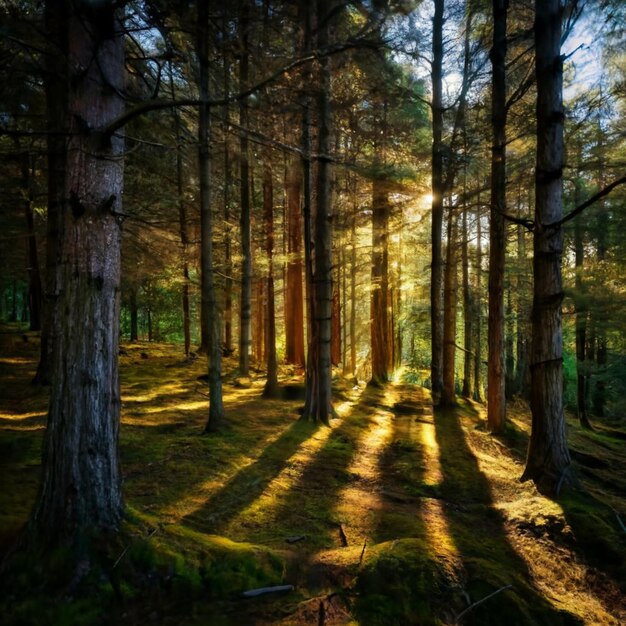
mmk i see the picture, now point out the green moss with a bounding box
[354,539,462,626]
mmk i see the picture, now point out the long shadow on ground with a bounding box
[433,405,582,626]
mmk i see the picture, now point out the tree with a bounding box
[31,0,125,543]
[521,0,573,495]
[197,0,226,431]
[487,0,508,432]
[430,0,445,404]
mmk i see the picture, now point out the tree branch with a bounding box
[546,174,626,229]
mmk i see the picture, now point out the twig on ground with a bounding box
[242,584,294,598]
[455,584,513,623]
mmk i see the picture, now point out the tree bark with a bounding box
[462,203,473,398]
[522,0,573,495]
[198,0,226,431]
[263,157,280,397]
[430,0,445,405]
[238,0,252,375]
[302,0,334,424]
[370,175,390,385]
[284,158,305,366]
[442,208,458,405]
[474,197,484,402]
[487,0,508,433]
[129,286,138,342]
[31,0,125,544]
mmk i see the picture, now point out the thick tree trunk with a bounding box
[284,159,305,366]
[522,0,573,495]
[302,0,333,424]
[32,0,125,543]
[263,159,280,397]
[430,0,445,404]
[487,0,508,433]
[238,0,252,375]
[223,55,234,354]
[198,1,225,431]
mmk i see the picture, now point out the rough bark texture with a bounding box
[487,0,508,433]
[302,0,333,424]
[285,159,305,366]
[32,0,125,542]
[198,1,225,431]
[430,0,445,405]
[522,0,573,495]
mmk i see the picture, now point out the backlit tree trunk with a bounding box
[263,158,280,397]
[442,209,458,405]
[487,0,508,433]
[302,0,334,424]
[522,0,572,495]
[285,158,305,366]
[462,201,473,398]
[430,0,445,404]
[238,0,252,375]
[31,0,125,543]
[474,198,484,402]
[370,175,390,385]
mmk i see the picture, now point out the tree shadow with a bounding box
[251,386,389,553]
[181,417,319,535]
[433,406,583,625]
[373,409,430,544]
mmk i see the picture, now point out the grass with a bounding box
[1,330,625,625]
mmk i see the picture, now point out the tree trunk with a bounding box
[223,52,234,355]
[442,208,458,405]
[331,279,341,367]
[284,158,305,366]
[31,0,124,544]
[302,0,334,424]
[370,175,390,385]
[487,0,508,433]
[350,201,357,375]
[238,0,252,375]
[522,0,573,495]
[430,0,445,405]
[474,198,484,402]
[462,203,473,398]
[198,0,225,431]
[262,157,280,397]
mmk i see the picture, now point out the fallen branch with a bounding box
[242,584,294,598]
[286,535,306,544]
[455,584,512,623]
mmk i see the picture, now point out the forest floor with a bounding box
[1,329,625,625]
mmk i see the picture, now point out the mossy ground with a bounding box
[0,327,625,625]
